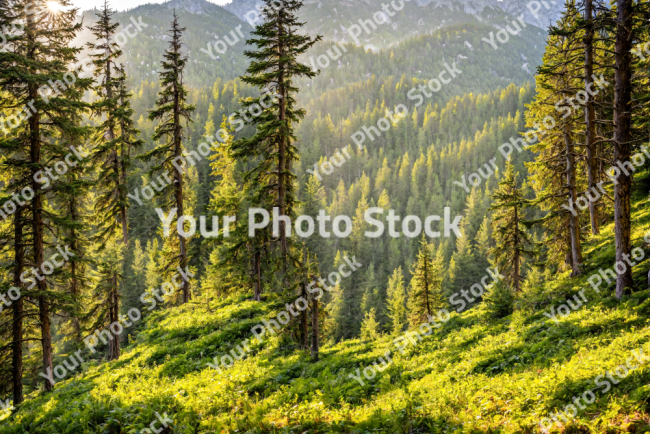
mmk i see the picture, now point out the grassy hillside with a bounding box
[2,177,650,433]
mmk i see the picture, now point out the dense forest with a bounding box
[1,0,650,432]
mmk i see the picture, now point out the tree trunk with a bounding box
[31,95,53,393]
[299,248,309,350]
[311,295,319,362]
[253,250,262,301]
[108,273,120,360]
[277,10,288,257]
[70,200,81,342]
[424,253,431,317]
[565,124,583,276]
[119,110,129,246]
[584,0,600,235]
[172,28,189,304]
[12,208,24,405]
[613,0,634,298]
[300,286,309,350]
[513,204,521,292]
[26,2,53,393]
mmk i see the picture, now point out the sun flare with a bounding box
[45,1,64,13]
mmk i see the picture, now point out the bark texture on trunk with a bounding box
[613,0,634,298]
[107,273,120,360]
[253,250,262,301]
[12,208,24,405]
[277,10,288,257]
[565,124,583,276]
[172,31,190,304]
[584,0,600,235]
[311,297,319,362]
[26,4,53,393]
[513,205,521,292]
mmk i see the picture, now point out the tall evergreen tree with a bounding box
[407,238,444,328]
[231,0,322,274]
[489,159,534,293]
[87,0,127,245]
[143,12,195,303]
[0,0,92,392]
[613,0,635,298]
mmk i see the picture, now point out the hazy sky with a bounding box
[71,0,231,12]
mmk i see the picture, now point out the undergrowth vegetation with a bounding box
[2,181,650,434]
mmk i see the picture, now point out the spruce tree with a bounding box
[87,0,127,245]
[489,159,534,293]
[408,239,444,328]
[205,119,266,300]
[0,0,92,392]
[86,239,124,360]
[231,0,322,273]
[143,11,195,303]
[0,0,26,406]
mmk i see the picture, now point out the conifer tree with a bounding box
[581,0,600,234]
[0,0,26,405]
[205,119,265,299]
[143,12,195,303]
[86,240,124,360]
[489,159,534,293]
[408,239,444,328]
[87,0,127,245]
[360,308,380,341]
[52,138,92,346]
[0,0,92,392]
[231,0,321,272]
[612,0,635,298]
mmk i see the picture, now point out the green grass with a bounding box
[2,186,650,433]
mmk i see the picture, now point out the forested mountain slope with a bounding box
[1,173,649,433]
[74,0,254,86]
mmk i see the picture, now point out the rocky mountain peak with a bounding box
[165,0,219,14]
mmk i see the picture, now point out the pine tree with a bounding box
[408,239,444,328]
[533,4,586,276]
[489,159,534,293]
[143,12,195,303]
[231,0,322,271]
